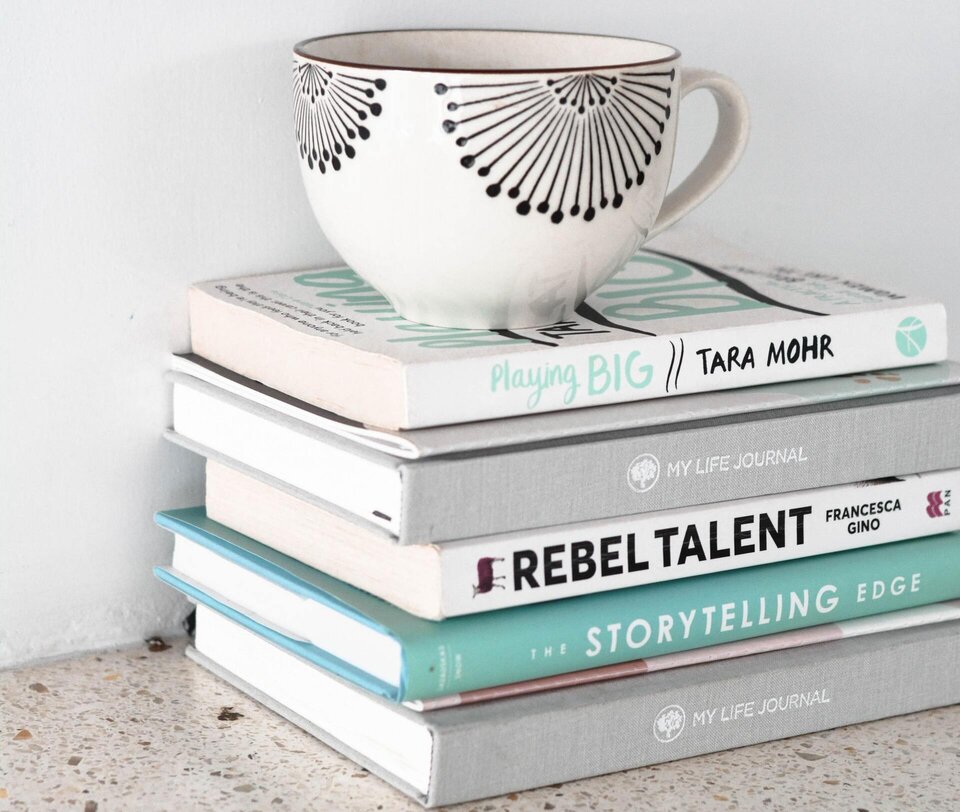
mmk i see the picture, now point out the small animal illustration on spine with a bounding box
[473,557,506,596]
[436,68,676,223]
[293,62,387,172]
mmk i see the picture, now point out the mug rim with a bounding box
[293,28,681,75]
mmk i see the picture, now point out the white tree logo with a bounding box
[627,453,661,493]
[653,704,686,743]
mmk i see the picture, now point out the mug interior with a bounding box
[295,29,679,73]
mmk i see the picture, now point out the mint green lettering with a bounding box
[604,255,694,289]
[490,361,581,407]
[491,362,507,392]
[294,269,364,288]
[603,293,768,322]
[596,281,722,300]
[390,323,518,348]
[589,354,611,395]
[561,364,579,404]
[295,271,522,348]
[625,351,653,389]
[294,270,394,312]
[392,336,518,348]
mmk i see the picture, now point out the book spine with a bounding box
[416,601,960,710]
[406,302,947,427]
[429,620,960,806]
[400,532,960,700]
[438,472,960,616]
[402,387,960,541]
[171,378,404,535]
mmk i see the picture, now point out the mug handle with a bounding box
[648,68,750,239]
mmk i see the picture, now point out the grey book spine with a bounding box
[404,388,960,541]
[189,622,960,807]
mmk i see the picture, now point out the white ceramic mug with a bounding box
[293,29,749,329]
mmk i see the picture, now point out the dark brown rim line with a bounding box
[293,28,681,75]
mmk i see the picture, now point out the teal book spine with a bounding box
[154,509,960,702]
[399,532,960,699]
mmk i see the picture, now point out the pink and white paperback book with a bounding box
[188,229,946,429]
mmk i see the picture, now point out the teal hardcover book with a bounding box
[155,507,960,702]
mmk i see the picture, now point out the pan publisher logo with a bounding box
[926,490,951,518]
[653,704,686,743]
[627,453,660,493]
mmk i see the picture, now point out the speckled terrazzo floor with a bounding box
[1,638,957,811]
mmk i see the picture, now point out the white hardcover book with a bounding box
[204,458,960,619]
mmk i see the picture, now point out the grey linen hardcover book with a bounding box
[187,615,960,807]
[168,361,960,543]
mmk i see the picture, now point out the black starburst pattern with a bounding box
[435,68,676,223]
[293,62,387,172]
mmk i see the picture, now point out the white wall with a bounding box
[2,2,958,666]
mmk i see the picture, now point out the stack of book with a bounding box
[156,232,960,806]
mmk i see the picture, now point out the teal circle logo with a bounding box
[895,317,927,358]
